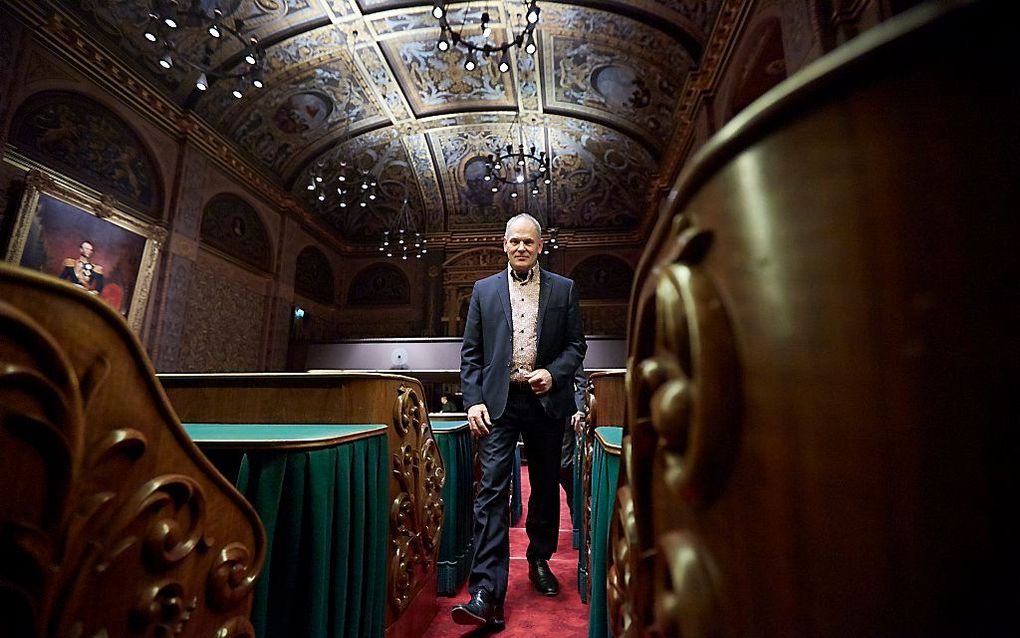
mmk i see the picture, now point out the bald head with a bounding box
[504,213,542,239]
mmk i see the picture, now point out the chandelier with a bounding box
[379,198,427,260]
[541,226,560,254]
[432,1,541,72]
[142,0,267,98]
[306,159,380,212]
[483,114,551,199]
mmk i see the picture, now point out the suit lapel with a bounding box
[496,269,512,330]
[536,270,551,347]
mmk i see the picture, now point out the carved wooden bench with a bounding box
[611,2,1016,635]
[158,372,445,638]
[577,370,625,604]
[0,263,265,637]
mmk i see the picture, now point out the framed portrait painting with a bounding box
[4,169,165,332]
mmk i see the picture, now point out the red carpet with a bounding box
[423,465,588,637]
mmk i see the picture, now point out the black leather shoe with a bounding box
[528,559,560,596]
[452,588,505,628]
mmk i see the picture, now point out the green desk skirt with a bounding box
[430,418,474,595]
[185,423,389,638]
[588,426,622,638]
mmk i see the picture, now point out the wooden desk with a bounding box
[578,370,626,603]
[160,372,444,638]
[428,416,474,595]
[185,423,388,638]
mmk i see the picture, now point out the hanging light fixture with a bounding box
[433,1,541,73]
[379,198,427,260]
[306,158,380,212]
[483,113,551,200]
[534,190,561,254]
[142,1,266,97]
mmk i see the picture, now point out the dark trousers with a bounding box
[468,387,564,602]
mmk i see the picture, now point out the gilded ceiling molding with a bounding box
[642,0,755,235]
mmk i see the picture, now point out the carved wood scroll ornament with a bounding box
[609,215,740,636]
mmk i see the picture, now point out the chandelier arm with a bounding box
[144,0,266,93]
[435,1,540,58]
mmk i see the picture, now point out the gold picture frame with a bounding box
[4,168,165,332]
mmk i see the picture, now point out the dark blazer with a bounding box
[461,267,587,421]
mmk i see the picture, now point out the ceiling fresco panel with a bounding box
[427,116,548,232]
[65,0,192,98]
[548,118,654,231]
[192,27,389,177]
[231,70,387,174]
[363,7,434,33]
[214,0,327,40]
[353,39,415,122]
[400,132,446,232]
[380,34,517,118]
[66,1,333,104]
[325,0,361,18]
[539,3,695,155]
[46,0,730,250]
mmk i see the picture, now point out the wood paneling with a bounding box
[611,2,1018,635]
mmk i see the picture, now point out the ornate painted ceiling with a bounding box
[61,0,724,245]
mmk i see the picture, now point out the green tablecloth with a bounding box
[429,417,474,595]
[588,426,622,638]
[184,423,389,638]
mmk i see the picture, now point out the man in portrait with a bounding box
[59,239,104,294]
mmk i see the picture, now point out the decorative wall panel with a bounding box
[294,244,335,305]
[178,264,266,371]
[153,253,195,371]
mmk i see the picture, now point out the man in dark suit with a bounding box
[452,213,587,628]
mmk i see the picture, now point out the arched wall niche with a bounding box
[199,192,273,273]
[569,254,635,301]
[347,262,411,306]
[8,90,163,216]
[294,244,335,305]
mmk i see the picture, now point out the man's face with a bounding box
[503,219,542,273]
[80,242,94,259]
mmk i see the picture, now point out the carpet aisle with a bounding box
[423,464,589,637]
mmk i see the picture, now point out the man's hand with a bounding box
[571,411,584,434]
[467,403,492,437]
[526,368,553,395]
